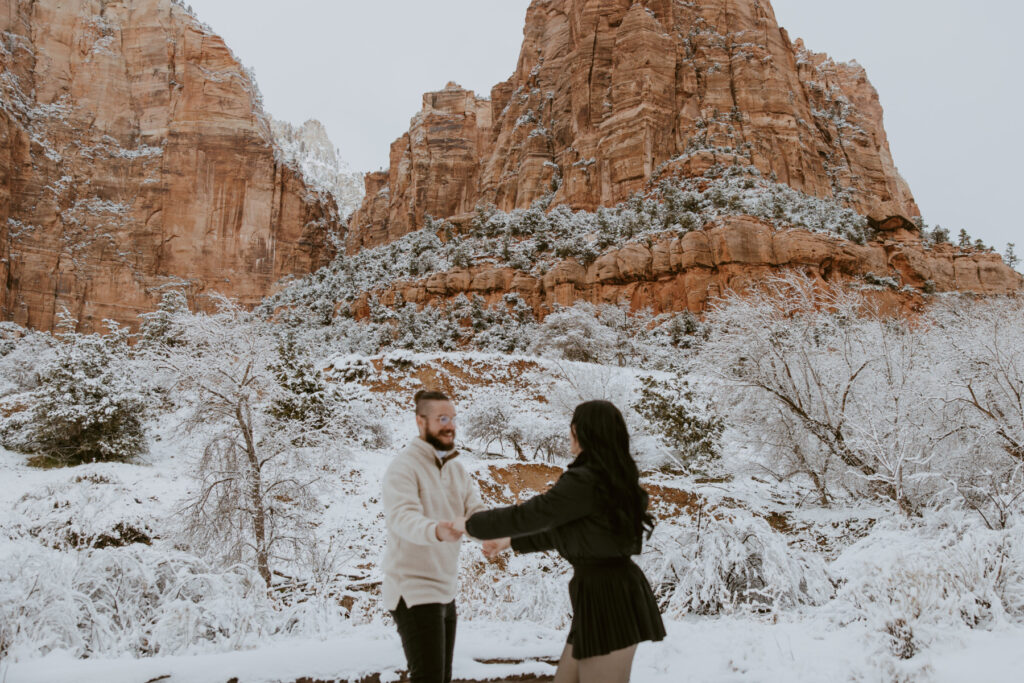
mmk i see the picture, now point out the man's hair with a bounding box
[414,390,450,415]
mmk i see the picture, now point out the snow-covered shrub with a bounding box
[137,288,190,350]
[0,540,315,659]
[863,271,899,289]
[641,506,830,616]
[317,377,390,451]
[0,315,148,464]
[0,322,54,397]
[463,392,566,461]
[390,300,464,352]
[461,293,537,354]
[830,515,1024,657]
[457,549,572,629]
[463,391,525,457]
[531,303,620,364]
[267,327,333,431]
[547,361,639,424]
[633,374,723,472]
[13,473,156,549]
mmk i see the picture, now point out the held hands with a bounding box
[435,517,468,542]
[436,518,510,562]
[435,520,463,542]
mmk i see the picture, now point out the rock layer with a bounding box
[0,0,340,331]
[347,0,919,251]
[354,217,1023,319]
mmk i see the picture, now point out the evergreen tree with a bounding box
[267,329,331,431]
[958,228,971,248]
[138,289,189,349]
[8,313,148,464]
[1005,243,1019,270]
[930,225,950,244]
[633,375,724,472]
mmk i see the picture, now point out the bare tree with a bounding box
[702,274,882,504]
[936,297,1024,463]
[151,296,319,585]
[701,272,956,512]
[933,296,1024,527]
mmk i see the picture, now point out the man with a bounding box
[381,389,487,683]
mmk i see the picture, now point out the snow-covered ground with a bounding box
[6,614,1024,682]
[2,343,1023,682]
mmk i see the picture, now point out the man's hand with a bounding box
[435,521,463,542]
[482,537,511,560]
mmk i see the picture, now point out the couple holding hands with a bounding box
[381,390,665,683]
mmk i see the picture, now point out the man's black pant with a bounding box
[390,598,457,683]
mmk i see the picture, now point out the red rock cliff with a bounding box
[0,0,341,331]
[347,0,919,251]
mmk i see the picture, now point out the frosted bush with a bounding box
[701,273,966,513]
[640,507,831,616]
[632,374,723,472]
[0,322,54,397]
[530,303,620,364]
[547,361,638,418]
[929,296,1024,526]
[0,538,369,661]
[13,472,156,549]
[832,516,1024,634]
[0,541,275,659]
[457,550,572,629]
[327,384,392,450]
[463,391,566,461]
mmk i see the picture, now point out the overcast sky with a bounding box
[188,0,1021,255]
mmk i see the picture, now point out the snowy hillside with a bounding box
[2,280,1024,681]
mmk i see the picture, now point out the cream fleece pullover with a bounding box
[381,437,487,610]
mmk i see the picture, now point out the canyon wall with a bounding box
[0,0,341,331]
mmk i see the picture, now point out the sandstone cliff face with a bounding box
[347,0,919,251]
[351,217,1021,320]
[0,0,341,331]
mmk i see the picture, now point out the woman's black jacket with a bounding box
[464,453,645,562]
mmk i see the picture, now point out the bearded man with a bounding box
[381,389,487,683]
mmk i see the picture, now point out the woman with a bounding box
[449,400,665,683]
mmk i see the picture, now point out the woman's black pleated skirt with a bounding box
[565,557,666,659]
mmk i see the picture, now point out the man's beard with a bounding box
[425,427,456,451]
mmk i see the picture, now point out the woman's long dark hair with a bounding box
[571,400,655,539]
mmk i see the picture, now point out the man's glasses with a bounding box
[419,414,456,426]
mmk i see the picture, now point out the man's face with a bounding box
[417,400,456,451]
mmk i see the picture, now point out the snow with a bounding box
[6,617,1024,682]
[271,118,365,217]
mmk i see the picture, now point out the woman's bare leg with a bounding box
[577,644,638,683]
[552,643,579,683]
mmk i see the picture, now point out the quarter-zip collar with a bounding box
[409,437,460,470]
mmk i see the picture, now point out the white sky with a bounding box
[188,0,1021,254]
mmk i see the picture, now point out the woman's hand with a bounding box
[482,537,511,560]
[451,517,467,535]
